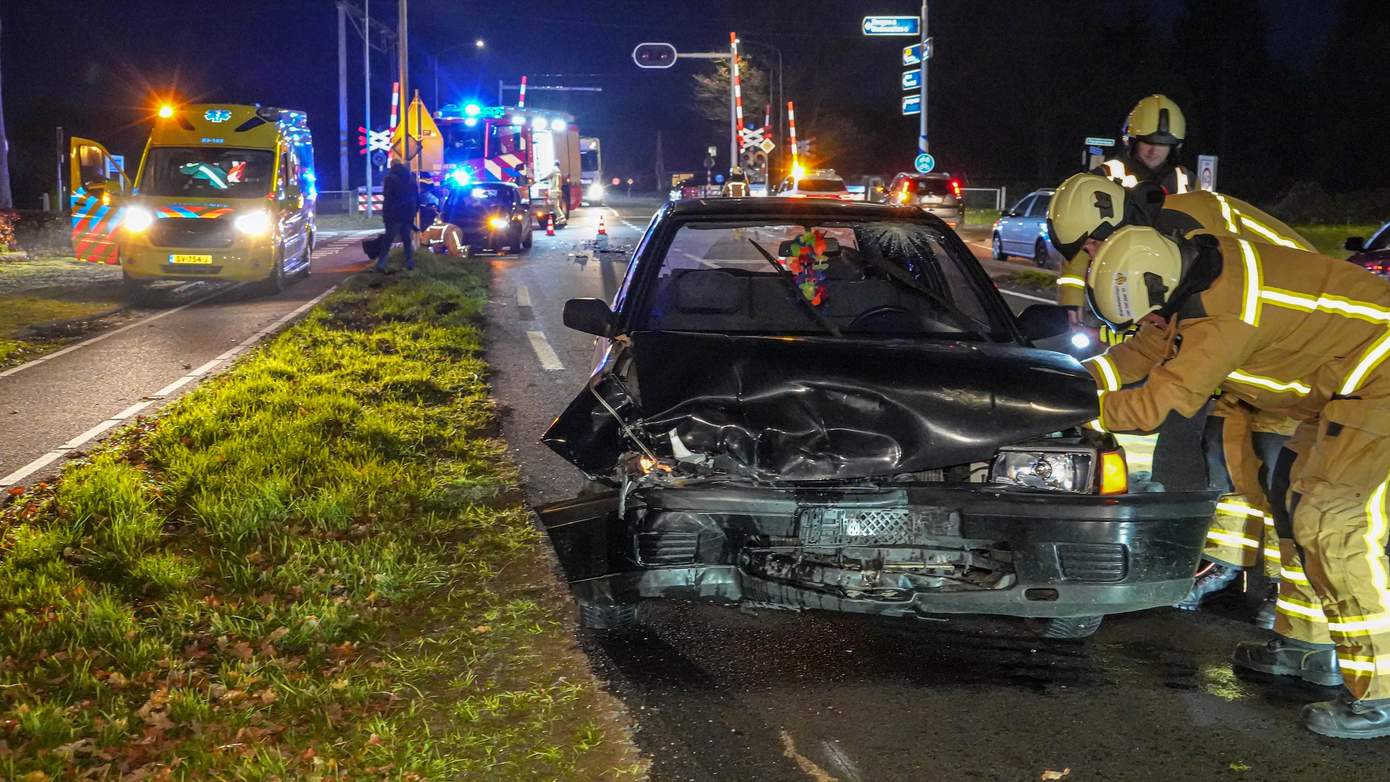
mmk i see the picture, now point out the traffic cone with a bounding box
[595,214,610,250]
[597,215,607,236]
[545,215,555,236]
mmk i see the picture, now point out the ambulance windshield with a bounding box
[141,147,275,198]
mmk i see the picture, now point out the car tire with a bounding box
[1034,615,1104,639]
[264,253,287,295]
[521,228,534,250]
[578,600,638,630]
[299,240,312,277]
[992,233,1006,260]
[1033,238,1051,269]
[122,272,153,303]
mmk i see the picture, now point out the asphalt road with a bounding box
[0,230,376,488]
[486,201,1383,781]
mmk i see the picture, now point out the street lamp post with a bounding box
[431,38,486,109]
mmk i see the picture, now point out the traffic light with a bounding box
[632,42,678,69]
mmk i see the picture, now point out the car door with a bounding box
[68,136,131,265]
[1000,194,1035,253]
[277,148,309,266]
[1025,192,1053,254]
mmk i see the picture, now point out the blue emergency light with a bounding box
[449,168,472,187]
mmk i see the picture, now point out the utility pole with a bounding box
[363,0,373,216]
[337,3,350,194]
[397,0,409,163]
[919,0,929,156]
[728,34,737,175]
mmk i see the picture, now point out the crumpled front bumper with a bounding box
[541,484,1216,620]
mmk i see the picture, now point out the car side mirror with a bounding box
[1345,237,1366,252]
[1016,303,1070,341]
[563,298,615,337]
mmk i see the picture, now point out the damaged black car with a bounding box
[539,198,1215,638]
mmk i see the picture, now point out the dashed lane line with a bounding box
[525,330,565,371]
[998,288,1053,304]
[0,283,246,379]
[0,283,342,489]
[516,286,535,321]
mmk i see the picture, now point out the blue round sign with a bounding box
[914,153,936,174]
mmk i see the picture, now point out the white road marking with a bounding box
[998,288,1053,304]
[526,330,565,371]
[0,283,245,379]
[1,283,344,488]
[516,286,532,308]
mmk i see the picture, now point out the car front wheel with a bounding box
[1033,238,1051,269]
[992,233,1006,260]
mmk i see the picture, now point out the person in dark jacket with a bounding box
[376,162,418,272]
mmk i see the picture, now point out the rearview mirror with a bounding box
[776,237,841,257]
[563,298,615,337]
[1016,304,1070,341]
[1345,236,1366,252]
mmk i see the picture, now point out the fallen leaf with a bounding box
[19,771,48,782]
[300,747,316,761]
[6,487,23,497]
[473,625,492,634]
[1230,762,1251,773]
[266,627,290,643]
[367,733,382,746]
[259,689,279,705]
[1041,770,1071,781]
[231,641,254,661]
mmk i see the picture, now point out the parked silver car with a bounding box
[992,189,1060,268]
[886,172,965,228]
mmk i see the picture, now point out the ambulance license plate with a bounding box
[168,254,213,265]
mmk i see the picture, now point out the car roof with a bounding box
[666,197,933,221]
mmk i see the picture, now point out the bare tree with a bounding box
[0,11,12,210]
[691,57,769,128]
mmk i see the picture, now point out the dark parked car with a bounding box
[1346,221,1390,278]
[440,181,533,255]
[539,198,1214,639]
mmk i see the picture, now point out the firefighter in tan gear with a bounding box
[1083,225,1390,738]
[1050,174,1314,618]
[1094,94,1193,196]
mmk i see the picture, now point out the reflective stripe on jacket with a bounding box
[1086,237,1390,434]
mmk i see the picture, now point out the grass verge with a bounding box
[994,269,1058,296]
[965,207,1001,226]
[1293,223,1379,259]
[0,251,644,780]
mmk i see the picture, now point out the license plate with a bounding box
[923,196,943,204]
[168,254,213,265]
[798,506,961,546]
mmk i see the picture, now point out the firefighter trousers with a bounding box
[1201,404,1286,576]
[1271,400,1390,701]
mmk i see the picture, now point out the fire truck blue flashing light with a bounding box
[448,168,472,187]
[550,119,567,132]
[463,118,478,128]
[463,103,482,118]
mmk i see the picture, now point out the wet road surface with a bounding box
[484,201,1380,780]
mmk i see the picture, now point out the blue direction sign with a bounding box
[902,69,922,91]
[902,94,921,116]
[903,43,922,66]
[863,15,921,36]
[915,153,936,174]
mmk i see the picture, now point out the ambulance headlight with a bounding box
[234,210,273,236]
[989,447,1093,493]
[122,207,155,233]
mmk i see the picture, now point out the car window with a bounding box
[638,219,1009,339]
[912,178,952,196]
[446,185,511,208]
[140,147,275,198]
[1009,195,1035,216]
[1027,194,1052,217]
[1367,223,1390,253]
[797,179,847,193]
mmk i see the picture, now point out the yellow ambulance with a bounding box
[107,104,316,294]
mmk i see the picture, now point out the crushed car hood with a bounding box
[543,331,1099,481]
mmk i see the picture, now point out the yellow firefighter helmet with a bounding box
[1047,173,1131,261]
[1124,94,1186,146]
[1087,226,1183,330]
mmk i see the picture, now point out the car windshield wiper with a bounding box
[852,251,995,341]
[747,238,843,338]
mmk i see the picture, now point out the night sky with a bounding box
[2,1,1349,206]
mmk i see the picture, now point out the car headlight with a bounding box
[488,216,510,230]
[990,448,1093,493]
[587,183,605,200]
[234,210,273,236]
[122,207,154,233]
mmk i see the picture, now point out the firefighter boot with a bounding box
[1175,562,1241,610]
[1301,693,1390,739]
[1254,581,1279,630]
[1232,637,1342,687]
